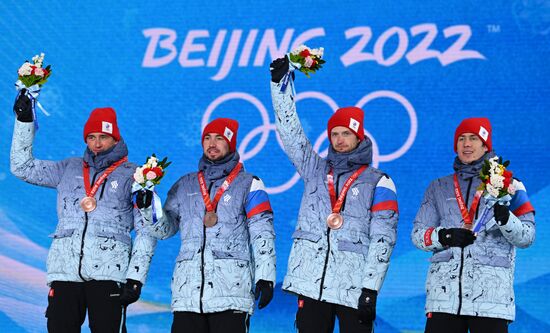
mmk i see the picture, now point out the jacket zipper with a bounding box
[318,172,342,300]
[199,181,214,313]
[99,178,107,200]
[457,177,473,315]
[78,170,99,281]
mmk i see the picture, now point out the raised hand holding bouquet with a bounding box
[14,53,52,125]
[132,155,171,224]
[275,44,325,93]
[470,156,515,233]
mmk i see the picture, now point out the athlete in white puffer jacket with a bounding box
[412,117,535,333]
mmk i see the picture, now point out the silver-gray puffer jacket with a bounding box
[411,154,535,320]
[271,81,399,309]
[149,152,276,314]
[10,120,156,284]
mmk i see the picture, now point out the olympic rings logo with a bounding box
[202,91,417,194]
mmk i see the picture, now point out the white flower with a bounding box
[291,44,308,55]
[18,62,33,76]
[311,47,324,58]
[133,168,145,184]
[489,174,504,189]
[486,183,500,197]
[147,156,158,168]
[32,53,45,68]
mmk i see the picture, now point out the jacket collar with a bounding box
[83,139,128,170]
[198,151,241,182]
[326,137,372,172]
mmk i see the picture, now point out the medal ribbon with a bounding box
[327,165,367,214]
[453,173,483,226]
[198,162,243,212]
[83,156,128,198]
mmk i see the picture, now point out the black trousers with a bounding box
[425,312,509,333]
[295,295,373,333]
[172,310,250,333]
[46,280,123,333]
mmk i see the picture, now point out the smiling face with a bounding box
[456,132,488,164]
[330,126,360,153]
[203,133,230,161]
[86,132,117,155]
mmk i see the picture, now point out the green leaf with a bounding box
[503,160,510,168]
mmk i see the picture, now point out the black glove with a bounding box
[357,288,377,325]
[493,203,510,226]
[13,89,34,123]
[254,280,274,309]
[120,279,142,306]
[135,189,153,209]
[438,228,476,248]
[269,56,293,83]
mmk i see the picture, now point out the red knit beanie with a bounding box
[454,117,492,152]
[83,107,120,142]
[202,118,239,152]
[327,106,365,143]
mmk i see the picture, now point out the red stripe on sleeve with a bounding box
[513,202,535,217]
[246,201,272,219]
[371,201,398,213]
[424,227,435,247]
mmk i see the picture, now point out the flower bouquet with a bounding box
[133,155,171,190]
[15,53,53,119]
[132,155,171,224]
[472,156,515,233]
[478,156,515,198]
[17,53,52,87]
[288,45,325,78]
[279,44,325,93]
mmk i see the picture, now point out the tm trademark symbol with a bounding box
[487,24,501,33]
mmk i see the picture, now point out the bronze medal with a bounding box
[204,211,218,227]
[326,213,343,230]
[81,156,127,214]
[80,196,97,212]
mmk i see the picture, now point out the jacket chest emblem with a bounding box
[223,194,232,204]
[351,187,359,197]
[110,180,119,192]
